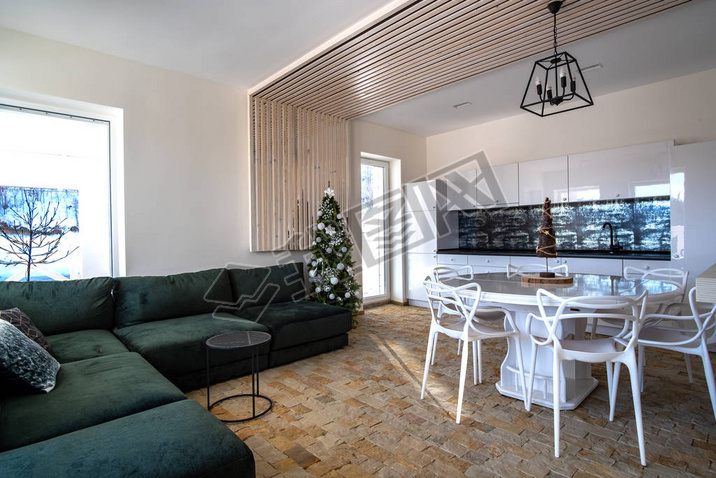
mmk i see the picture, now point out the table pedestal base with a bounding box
[496,377,598,411]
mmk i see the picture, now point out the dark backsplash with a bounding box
[458,196,670,252]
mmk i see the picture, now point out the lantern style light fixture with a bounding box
[520,0,594,117]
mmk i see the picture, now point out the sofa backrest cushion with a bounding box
[0,277,115,335]
[113,268,233,328]
[227,263,305,309]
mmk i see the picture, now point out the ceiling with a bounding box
[1,0,715,137]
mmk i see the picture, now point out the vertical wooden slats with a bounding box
[250,98,349,251]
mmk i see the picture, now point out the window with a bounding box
[0,104,115,281]
[361,158,390,301]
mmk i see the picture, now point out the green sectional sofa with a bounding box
[0,262,352,477]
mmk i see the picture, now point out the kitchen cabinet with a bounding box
[623,259,673,274]
[445,169,477,211]
[404,180,457,305]
[477,163,518,207]
[437,254,468,266]
[519,156,569,205]
[468,255,509,273]
[568,141,672,202]
[405,180,439,213]
[406,252,437,304]
[405,210,438,254]
[554,257,623,276]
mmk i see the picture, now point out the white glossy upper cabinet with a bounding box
[477,163,518,207]
[404,180,438,212]
[518,156,569,205]
[568,141,673,202]
[445,169,477,211]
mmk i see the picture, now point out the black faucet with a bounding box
[602,222,622,253]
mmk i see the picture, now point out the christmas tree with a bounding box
[308,187,361,314]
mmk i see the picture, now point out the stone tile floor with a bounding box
[187,304,716,477]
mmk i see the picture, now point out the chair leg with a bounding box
[610,362,622,422]
[456,339,471,424]
[685,354,694,383]
[698,342,716,421]
[430,333,438,366]
[623,355,646,466]
[472,341,478,385]
[477,340,483,384]
[590,317,597,339]
[457,339,461,355]
[606,360,614,421]
[421,331,436,400]
[638,346,645,393]
[553,351,561,458]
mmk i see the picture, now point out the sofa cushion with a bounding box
[0,308,53,354]
[113,313,270,378]
[0,399,255,478]
[46,330,129,363]
[226,262,305,309]
[0,320,60,393]
[236,301,352,350]
[0,277,114,335]
[114,268,233,328]
[0,352,186,451]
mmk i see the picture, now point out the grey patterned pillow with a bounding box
[0,319,61,393]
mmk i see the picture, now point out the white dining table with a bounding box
[442,272,679,410]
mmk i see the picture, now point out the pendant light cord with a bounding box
[553,11,559,56]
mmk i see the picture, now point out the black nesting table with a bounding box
[205,331,272,422]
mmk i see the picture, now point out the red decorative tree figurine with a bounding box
[536,197,557,278]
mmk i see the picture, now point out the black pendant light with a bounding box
[520,0,594,117]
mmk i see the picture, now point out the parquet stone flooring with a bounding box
[187,304,716,477]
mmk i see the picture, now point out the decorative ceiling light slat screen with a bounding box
[251,97,348,252]
[253,0,692,119]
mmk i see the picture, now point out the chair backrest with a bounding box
[529,288,648,356]
[644,287,716,346]
[430,265,473,282]
[423,277,480,325]
[506,263,568,278]
[623,266,689,302]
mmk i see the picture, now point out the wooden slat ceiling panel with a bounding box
[253,0,693,119]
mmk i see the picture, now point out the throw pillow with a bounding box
[0,308,54,355]
[0,319,61,393]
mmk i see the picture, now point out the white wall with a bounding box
[427,68,716,168]
[0,27,302,276]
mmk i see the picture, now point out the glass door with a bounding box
[361,158,390,302]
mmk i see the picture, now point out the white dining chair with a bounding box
[429,265,508,364]
[506,263,568,278]
[638,287,716,419]
[525,289,649,465]
[421,278,529,423]
[590,267,688,338]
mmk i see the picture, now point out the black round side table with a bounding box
[205,331,272,422]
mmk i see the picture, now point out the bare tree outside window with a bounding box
[0,187,79,281]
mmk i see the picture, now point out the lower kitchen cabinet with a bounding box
[406,252,437,305]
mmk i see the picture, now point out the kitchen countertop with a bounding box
[436,248,671,261]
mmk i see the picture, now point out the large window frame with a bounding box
[0,88,125,278]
